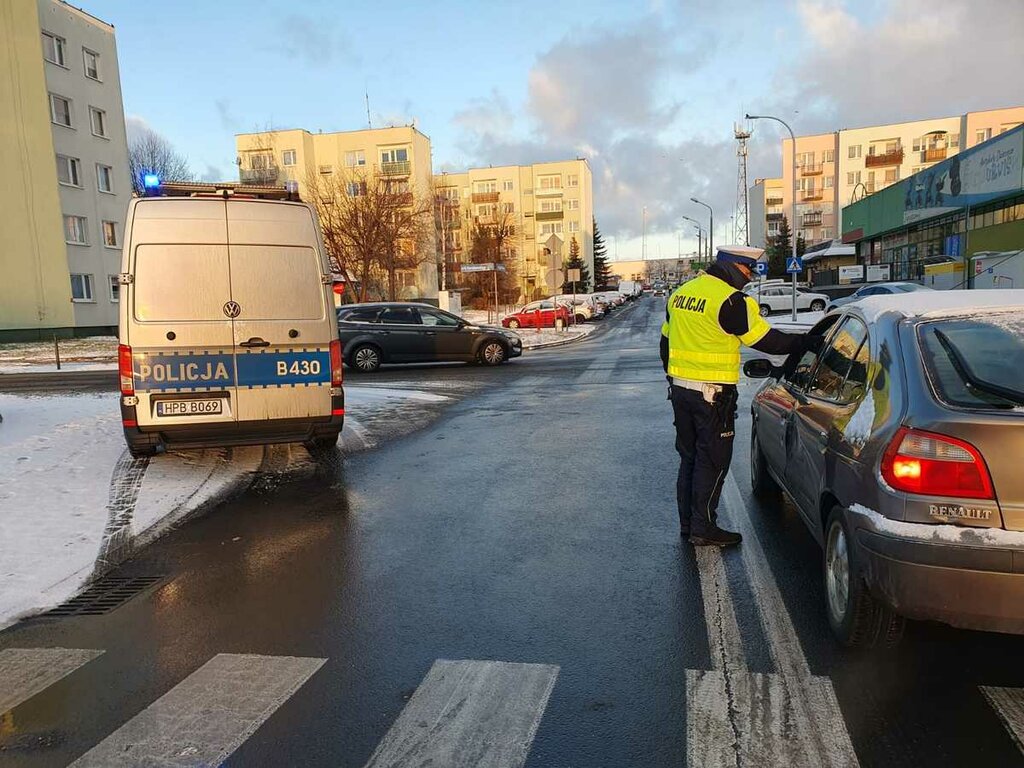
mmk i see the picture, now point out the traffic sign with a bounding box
[755,262,768,275]
[786,256,803,273]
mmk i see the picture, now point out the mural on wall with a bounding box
[903,128,1023,223]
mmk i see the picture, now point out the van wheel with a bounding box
[128,445,157,459]
[824,507,905,649]
[305,434,338,453]
[349,344,381,372]
[759,304,771,317]
[750,425,780,500]
[479,340,507,366]
[810,299,826,312]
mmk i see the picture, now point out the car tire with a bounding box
[750,425,780,500]
[479,340,507,366]
[810,299,826,312]
[575,313,587,323]
[759,304,771,317]
[348,344,381,372]
[824,506,905,649]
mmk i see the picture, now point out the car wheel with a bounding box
[810,299,826,312]
[750,425,780,500]
[479,340,507,366]
[349,344,381,372]
[759,304,770,317]
[507,319,521,329]
[575,313,587,323]
[824,507,905,649]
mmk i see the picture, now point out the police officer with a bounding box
[660,245,822,547]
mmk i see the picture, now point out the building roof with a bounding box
[803,240,855,263]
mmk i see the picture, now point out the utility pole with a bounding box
[734,122,752,246]
[691,197,714,261]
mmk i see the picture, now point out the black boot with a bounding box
[689,526,742,547]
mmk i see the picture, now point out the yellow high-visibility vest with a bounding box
[660,274,771,384]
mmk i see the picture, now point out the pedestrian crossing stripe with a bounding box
[0,647,103,715]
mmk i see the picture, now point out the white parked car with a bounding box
[752,286,829,316]
[553,295,601,322]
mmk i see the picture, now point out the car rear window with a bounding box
[919,313,1024,410]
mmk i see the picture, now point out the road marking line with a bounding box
[0,647,103,714]
[694,547,746,673]
[981,686,1024,754]
[364,659,558,768]
[69,653,325,767]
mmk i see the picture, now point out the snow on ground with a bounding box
[459,309,596,348]
[0,383,451,628]
[0,336,117,372]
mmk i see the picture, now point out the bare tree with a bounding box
[466,208,519,309]
[128,125,191,194]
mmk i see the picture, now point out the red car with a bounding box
[502,300,571,329]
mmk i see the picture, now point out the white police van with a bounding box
[117,182,343,457]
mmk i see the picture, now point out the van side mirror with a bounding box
[743,358,776,379]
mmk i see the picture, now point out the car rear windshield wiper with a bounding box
[932,328,1024,406]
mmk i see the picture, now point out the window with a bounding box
[96,164,113,193]
[567,199,580,210]
[884,168,899,184]
[848,144,861,159]
[846,171,860,186]
[82,49,100,80]
[282,149,296,166]
[540,222,563,235]
[950,133,960,148]
[823,149,834,163]
[41,32,65,66]
[64,215,88,244]
[540,199,562,212]
[346,181,367,196]
[502,179,514,191]
[976,128,992,144]
[379,307,420,324]
[344,150,365,167]
[475,181,497,193]
[102,220,118,247]
[568,174,579,187]
[380,147,409,164]
[419,309,460,327]
[49,94,72,127]
[501,202,514,214]
[340,307,381,323]
[568,220,580,233]
[808,317,869,402]
[56,154,81,186]
[89,106,107,137]
[797,151,815,166]
[822,228,832,239]
[70,273,94,302]
[476,204,495,217]
[108,275,120,303]
[823,176,834,189]
[538,175,561,189]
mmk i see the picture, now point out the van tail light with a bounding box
[881,427,994,500]
[329,339,343,387]
[118,344,135,396]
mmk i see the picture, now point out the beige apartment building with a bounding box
[434,160,593,301]
[752,107,1024,252]
[748,177,784,249]
[1,0,132,339]
[235,126,439,299]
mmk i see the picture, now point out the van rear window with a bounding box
[228,246,324,321]
[134,244,231,322]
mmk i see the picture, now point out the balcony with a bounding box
[924,147,948,163]
[765,197,783,207]
[380,160,411,176]
[535,210,564,222]
[240,166,279,184]
[865,147,904,167]
[800,190,823,202]
[800,163,823,175]
[802,212,823,227]
[766,212,784,222]
[471,191,499,203]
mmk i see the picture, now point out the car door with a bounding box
[787,316,870,519]
[377,306,425,361]
[417,307,471,360]
[537,300,555,326]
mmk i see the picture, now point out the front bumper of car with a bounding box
[847,505,1024,634]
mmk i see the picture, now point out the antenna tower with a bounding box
[734,122,752,246]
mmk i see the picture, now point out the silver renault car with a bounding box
[745,290,1024,648]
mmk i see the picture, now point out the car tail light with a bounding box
[881,427,994,500]
[118,344,134,396]
[329,339,343,387]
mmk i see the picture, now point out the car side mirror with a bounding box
[743,358,777,379]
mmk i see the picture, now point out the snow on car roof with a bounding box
[851,289,1024,323]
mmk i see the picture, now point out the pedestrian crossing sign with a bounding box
[786,256,803,273]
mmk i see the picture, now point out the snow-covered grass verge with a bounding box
[0,336,117,373]
[519,324,595,348]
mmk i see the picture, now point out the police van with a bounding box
[117,182,344,457]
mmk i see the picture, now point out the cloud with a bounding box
[271,14,359,67]
[124,114,151,143]
[214,99,240,132]
[199,164,225,183]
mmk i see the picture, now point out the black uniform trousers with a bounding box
[670,384,739,536]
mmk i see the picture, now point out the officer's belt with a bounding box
[672,377,724,394]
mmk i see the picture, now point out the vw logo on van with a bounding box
[223,301,241,318]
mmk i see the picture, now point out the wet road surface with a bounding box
[2,297,1024,766]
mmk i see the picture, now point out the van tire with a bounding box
[128,445,157,459]
[305,434,338,453]
[348,344,381,372]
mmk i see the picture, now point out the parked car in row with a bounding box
[753,285,828,316]
[745,290,1024,648]
[552,294,603,322]
[501,300,571,329]
[826,281,932,313]
[338,302,522,372]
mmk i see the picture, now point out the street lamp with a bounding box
[747,112,799,321]
[690,197,713,262]
[642,206,647,261]
[681,215,705,267]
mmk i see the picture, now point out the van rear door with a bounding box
[128,199,239,430]
[226,201,333,425]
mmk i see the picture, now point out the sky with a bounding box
[88,0,1024,261]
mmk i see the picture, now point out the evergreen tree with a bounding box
[562,236,590,293]
[796,233,807,258]
[767,215,792,278]
[592,218,611,290]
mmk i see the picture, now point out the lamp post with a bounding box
[642,206,648,261]
[747,112,799,321]
[681,215,705,269]
[690,197,714,263]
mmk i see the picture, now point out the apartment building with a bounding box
[748,177,784,249]
[434,160,593,301]
[752,107,1024,254]
[1,0,132,339]
[235,126,439,299]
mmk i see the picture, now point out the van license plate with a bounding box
[156,399,223,417]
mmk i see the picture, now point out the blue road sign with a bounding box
[755,262,768,275]
[786,256,804,273]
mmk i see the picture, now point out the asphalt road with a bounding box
[2,297,1023,767]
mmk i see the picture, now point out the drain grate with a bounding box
[45,575,165,617]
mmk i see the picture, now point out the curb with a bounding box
[0,369,117,392]
[522,329,596,351]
